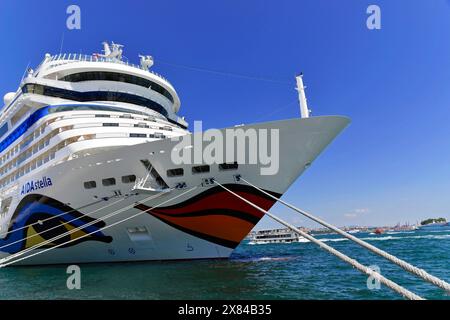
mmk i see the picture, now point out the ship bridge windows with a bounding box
[21,84,169,118]
[60,71,175,103]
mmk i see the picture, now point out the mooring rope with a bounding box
[0,187,197,267]
[0,190,168,266]
[239,177,450,293]
[0,194,132,251]
[213,180,423,300]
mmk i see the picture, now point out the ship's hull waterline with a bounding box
[0,116,349,265]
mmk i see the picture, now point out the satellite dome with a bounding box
[3,92,15,106]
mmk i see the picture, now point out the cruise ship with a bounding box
[0,42,349,265]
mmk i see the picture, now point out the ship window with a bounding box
[103,123,119,127]
[84,181,97,189]
[95,114,110,118]
[21,84,169,118]
[219,162,239,171]
[121,175,136,183]
[102,177,116,186]
[60,71,175,103]
[192,165,210,174]
[167,168,184,177]
[130,133,147,138]
[134,123,149,128]
[0,123,8,139]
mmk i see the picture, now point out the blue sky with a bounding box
[1,0,449,228]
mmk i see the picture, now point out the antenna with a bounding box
[295,73,310,118]
[19,62,31,83]
[102,41,111,56]
[59,32,65,55]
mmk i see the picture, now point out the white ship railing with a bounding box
[33,53,170,84]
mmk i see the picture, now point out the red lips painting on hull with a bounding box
[134,184,281,248]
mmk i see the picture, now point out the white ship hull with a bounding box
[0,116,348,265]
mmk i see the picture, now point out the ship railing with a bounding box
[0,183,19,200]
[34,53,170,84]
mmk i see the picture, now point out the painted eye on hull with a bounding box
[0,194,113,254]
[24,213,97,248]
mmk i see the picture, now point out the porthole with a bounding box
[219,162,239,171]
[84,181,96,189]
[192,165,210,174]
[167,168,184,177]
[102,177,116,186]
[122,175,136,183]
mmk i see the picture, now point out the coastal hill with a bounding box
[420,218,447,225]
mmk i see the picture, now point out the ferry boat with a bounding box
[249,228,309,244]
[417,222,450,231]
[0,42,349,265]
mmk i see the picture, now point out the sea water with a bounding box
[0,229,448,300]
